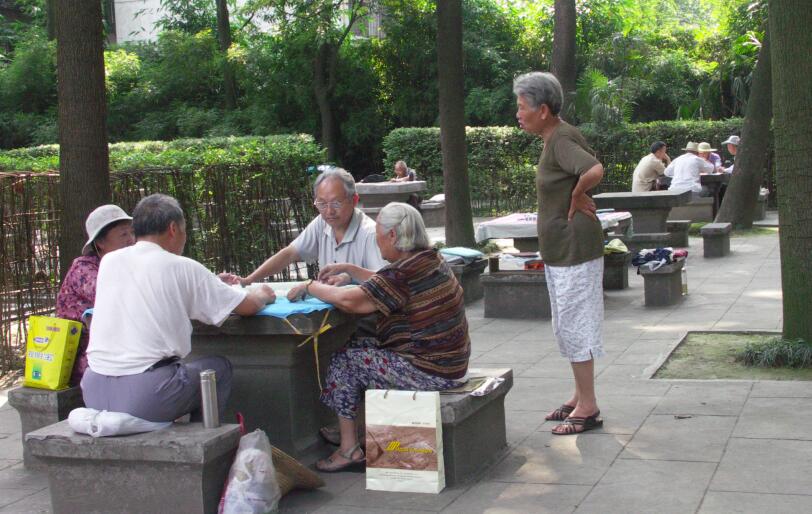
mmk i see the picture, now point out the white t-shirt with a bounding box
[292,208,387,271]
[87,241,247,376]
[665,153,714,193]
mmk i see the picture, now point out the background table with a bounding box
[701,173,731,218]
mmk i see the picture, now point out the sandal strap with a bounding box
[338,443,363,461]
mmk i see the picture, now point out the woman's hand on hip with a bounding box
[568,192,597,221]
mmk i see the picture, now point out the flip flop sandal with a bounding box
[551,412,603,436]
[545,404,575,421]
[319,426,366,447]
[316,443,366,473]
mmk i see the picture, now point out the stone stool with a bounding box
[481,271,550,319]
[451,258,487,303]
[603,251,632,290]
[8,386,84,469]
[27,421,240,514]
[639,260,684,307]
[701,222,732,257]
[666,220,691,248]
[421,200,445,228]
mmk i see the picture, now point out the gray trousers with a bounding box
[81,356,232,423]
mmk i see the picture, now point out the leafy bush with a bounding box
[736,338,812,368]
[383,119,747,215]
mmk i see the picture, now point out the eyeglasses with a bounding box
[313,199,346,211]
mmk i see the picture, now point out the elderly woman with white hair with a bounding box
[291,202,470,472]
[513,71,605,435]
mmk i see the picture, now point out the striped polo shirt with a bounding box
[360,249,470,380]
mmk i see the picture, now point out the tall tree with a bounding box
[55,0,111,279]
[770,0,812,343]
[715,29,771,228]
[436,0,475,247]
[551,0,576,120]
[215,0,238,109]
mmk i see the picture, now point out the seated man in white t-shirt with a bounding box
[221,167,386,298]
[81,194,276,423]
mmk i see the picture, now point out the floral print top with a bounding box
[56,254,100,384]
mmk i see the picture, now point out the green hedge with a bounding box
[383,119,750,216]
[0,135,325,278]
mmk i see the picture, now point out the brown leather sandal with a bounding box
[315,444,366,473]
[551,411,603,435]
[545,404,575,421]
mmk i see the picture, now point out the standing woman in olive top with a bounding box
[514,71,605,435]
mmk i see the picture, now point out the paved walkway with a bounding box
[1,226,805,513]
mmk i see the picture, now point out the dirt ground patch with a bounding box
[654,331,812,380]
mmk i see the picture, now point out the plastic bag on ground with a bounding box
[221,429,281,514]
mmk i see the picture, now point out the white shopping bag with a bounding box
[365,390,444,494]
[220,429,281,514]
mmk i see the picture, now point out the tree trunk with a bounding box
[770,0,812,343]
[714,29,771,228]
[314,42,339,162]
[551,0,576,120]
[436,0,475,247]
[56,0,111,280]
[215,0,237,110]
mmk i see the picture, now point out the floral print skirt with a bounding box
[320,337,462,419]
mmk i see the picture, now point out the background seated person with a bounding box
[632,141,670,192]
[390,160,416,182]
[721,135,739,173]
[698,142,723,172]
[57,204,135,386]
[665,141,714,198]
[221,167,386,291]
[81,194,276,423]
[290,202,470,473]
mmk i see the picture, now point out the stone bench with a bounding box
[755,190,768,221]
[620,232,673,255]
[481,271,550,319]
[8,386,85,469]
[639,260,684,307]
[421,200,445,228]
[701,222,732,257]
[441,367,512,485]
[450,258,487,304]
[26,421,240,514]
[667,220,692,248]
[603,251,632,290]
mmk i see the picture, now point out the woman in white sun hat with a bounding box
[56,204,135,385]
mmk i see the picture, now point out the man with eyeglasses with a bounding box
[222,167,386,289]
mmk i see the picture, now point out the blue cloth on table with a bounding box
[440,247,485,265]
[256,297,333,318]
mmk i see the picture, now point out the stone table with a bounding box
[190,309,357,458]
[700,172,730,218]
[355,180,427,215]
[594,190,692,234]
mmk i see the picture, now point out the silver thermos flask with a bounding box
[200,369,219,428]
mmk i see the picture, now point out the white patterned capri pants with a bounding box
[544,256,605,362]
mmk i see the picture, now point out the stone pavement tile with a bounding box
[699,491,812,514]
[597,378,672,397]
[313,507,434,514]
[0,411,21,435]
[612,341,673,365]
[0,488,50,512]
[329,481,467,512]
[662,309,729,325]
[711,438,812,495]
[620,414,736,462]
[473,319,544,336]
[470,359,534,377]
[504,378,576,412]
[469,333,510,353]
[0,459,20,472]
[653,382,752,416]
[574,459,716,514]
[472,342,550,364]
[0,463,48,491]
[442,481,591,514]
[519,357,611,380]
[595,364,650,381]
[509,329,558,343]
[0,433,22,461]
[279,470,363,513]
[733,397,812,440]
[750,380,812,398]
[505,410,547,446]
[486,432,629,486]
[537,395,660,436]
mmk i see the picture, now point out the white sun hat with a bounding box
[81,204,133,255]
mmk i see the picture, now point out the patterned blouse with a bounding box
[360,249,470,380]
[56,255,100,383]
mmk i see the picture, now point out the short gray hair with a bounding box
[377,202,430,252]
[133,193,185,237]
[513,72,563,115]
[313,167,356,198]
